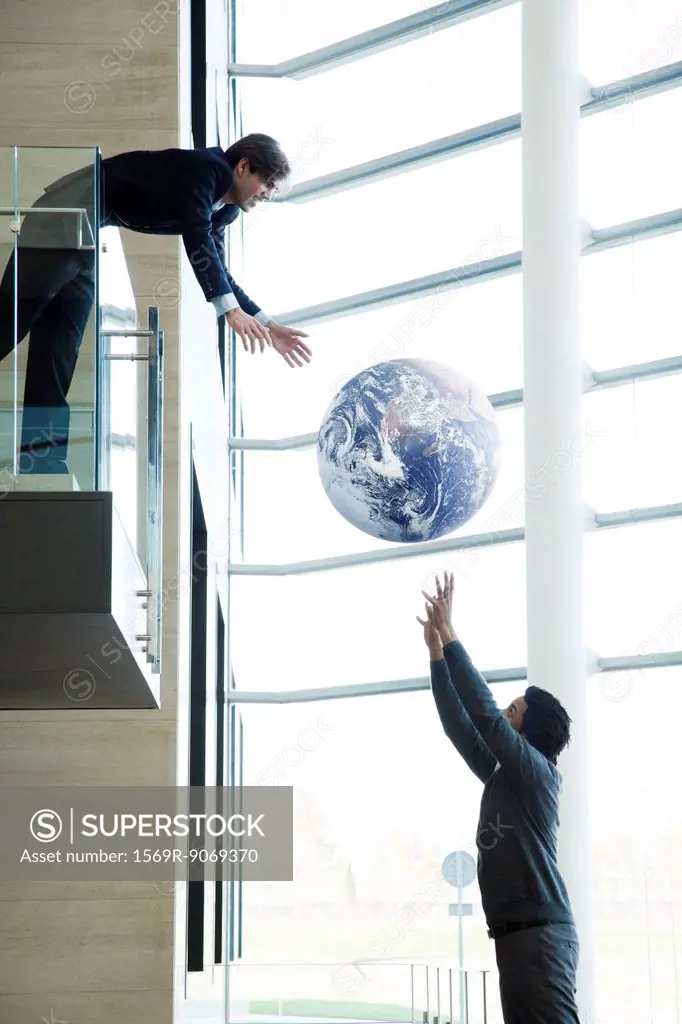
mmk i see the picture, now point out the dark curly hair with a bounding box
[522,686,572,764]
[224,133,291,188]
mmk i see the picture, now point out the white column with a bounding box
[522,0,594,1020]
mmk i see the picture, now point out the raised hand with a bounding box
[422,571,457,644]
[416,602,443,658]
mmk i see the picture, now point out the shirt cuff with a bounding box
[211,293,240,317]
[254,310,271,326]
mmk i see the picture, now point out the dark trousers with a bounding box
[495,923,581,1023]
[0,245,95,473]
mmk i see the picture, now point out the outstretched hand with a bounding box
[422,571,457,644]
[267,321,312,368]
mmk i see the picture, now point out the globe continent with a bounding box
[317,358,501,543]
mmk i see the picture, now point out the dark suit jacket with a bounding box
[34,147,261,315]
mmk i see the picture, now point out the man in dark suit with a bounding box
[0,133,311,473]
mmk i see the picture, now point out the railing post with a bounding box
[146,305,164,673]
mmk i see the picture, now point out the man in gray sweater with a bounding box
[418,572,580,1024]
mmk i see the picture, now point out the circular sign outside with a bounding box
[442,850,477,889]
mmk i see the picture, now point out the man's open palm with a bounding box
[268,322,312,368]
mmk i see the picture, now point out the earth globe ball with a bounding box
[317,358,501,543]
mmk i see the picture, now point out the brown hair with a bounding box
[224,133,291,187]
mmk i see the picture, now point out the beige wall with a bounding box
[0,2,183,1022]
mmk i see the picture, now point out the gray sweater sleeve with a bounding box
[442,640,549,784]
[430,657,498,783]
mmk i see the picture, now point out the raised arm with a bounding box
[424,574,546,783]
[441,640,539,779]
[429,649,498,783]
[418,602,497,782]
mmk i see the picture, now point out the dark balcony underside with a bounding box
[0,492,160,710]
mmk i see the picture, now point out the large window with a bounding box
[581,232,682,369]
[226,1,682,1021]
[233,404,523,563]
[585,519,682,658]
[233,0,503,65]
[582,88,682,228]
[588,666,682,1024]
[237,275,525,440]
[225,667,682,1024]
[231,542,527,693]
[240,141,521,313]
[230,683,518,1023]
[580,0,682,83]
[583,377,682,514]
[236,6,522,178]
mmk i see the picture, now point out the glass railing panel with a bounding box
[99,236,164,674]
[99,226,141,553]
[99,312,164,675]
[0,145,98,486]
[0,145,163,675]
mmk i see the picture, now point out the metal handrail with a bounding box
[0,206,95,249]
